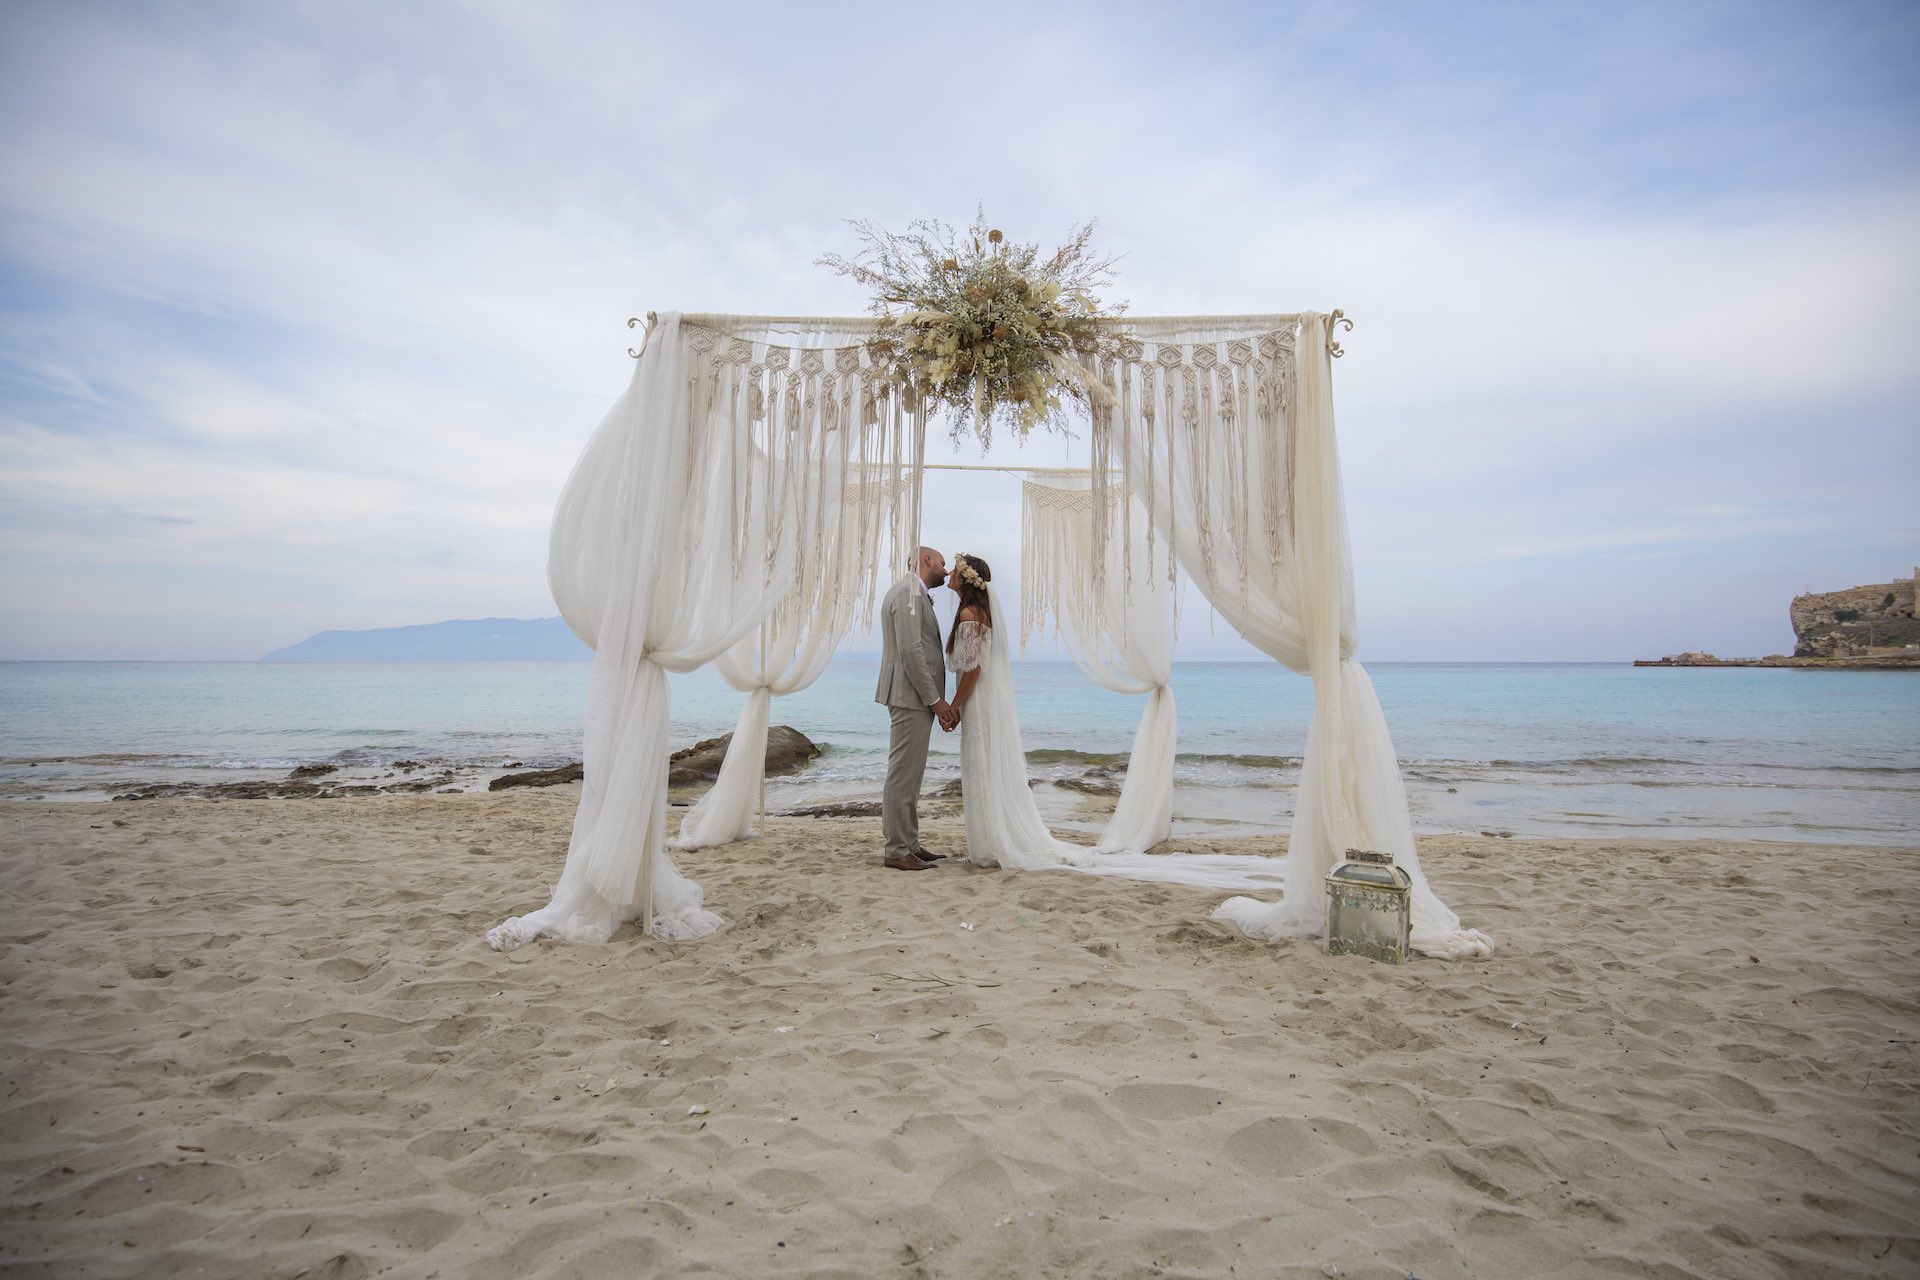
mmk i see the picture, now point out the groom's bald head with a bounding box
[917,546,947,588]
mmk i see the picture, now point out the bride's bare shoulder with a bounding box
[957,604,990,626]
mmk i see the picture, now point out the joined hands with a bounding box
[933,699,961,732]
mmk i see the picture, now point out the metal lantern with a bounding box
[1325,848,1412,964]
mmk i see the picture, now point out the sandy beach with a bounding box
[1,792,1915,1279]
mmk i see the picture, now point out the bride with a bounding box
[945,554,1094,871]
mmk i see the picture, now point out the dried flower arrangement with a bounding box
[820,212,1123,448]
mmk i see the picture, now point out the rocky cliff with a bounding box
[1790,571,1920,657]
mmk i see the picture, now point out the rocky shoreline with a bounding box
[1634,651,1920,669]
[102,724,1133,813]
[110,727,827,803]
[1639,570,1920,668]
[109,759,466,802]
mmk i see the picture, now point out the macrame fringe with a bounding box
[1079,328,1299,628]
[1020,477,1129,653]
[682,322,927,640]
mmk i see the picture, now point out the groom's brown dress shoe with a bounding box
[911,847,947,861]
[883,853,933,871]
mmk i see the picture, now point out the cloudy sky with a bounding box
[2,0,1915,662]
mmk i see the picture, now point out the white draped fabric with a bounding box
[669,639,825,852]
[491,307,1487,960]
[487,313,921,948]
[671,470,901,851]
[1021,472,1176,855]
[1084,315,1492,959]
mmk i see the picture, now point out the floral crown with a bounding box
[955,556,987,591]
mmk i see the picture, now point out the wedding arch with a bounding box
[486,309,1492,960]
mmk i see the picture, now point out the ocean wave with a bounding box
[1477,756,1920,777]
[0,748,580,775]
[1028,748,1305,769]
[0,752,195,766]
[1487,756,1690,768]
[1022,748,1132,766]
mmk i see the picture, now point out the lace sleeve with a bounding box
[952,620,991,674]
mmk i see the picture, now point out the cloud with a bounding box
[0,0,1915,660]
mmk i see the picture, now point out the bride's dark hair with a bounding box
[946,553,992,654]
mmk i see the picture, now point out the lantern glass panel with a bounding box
[1333,861,1403,887]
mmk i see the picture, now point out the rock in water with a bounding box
[668,726,821,787]
[488,727,822,792]
[1056,766,1123,797]
[764,726,823,776]
[488,763,585,791]
[782,800,884,819]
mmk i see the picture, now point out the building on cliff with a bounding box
[1789,569,1920,657]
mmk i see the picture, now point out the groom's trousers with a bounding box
[883,705,935,858]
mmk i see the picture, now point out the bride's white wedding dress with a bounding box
[955,585,1095,871]
[957,582,1291,893]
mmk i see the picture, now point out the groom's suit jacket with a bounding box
[874,576,947,710]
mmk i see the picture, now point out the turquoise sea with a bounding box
[1,661,1915,846]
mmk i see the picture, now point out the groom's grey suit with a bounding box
[875,575,947,860]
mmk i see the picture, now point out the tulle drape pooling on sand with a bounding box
[1083,314,1492,959]
[487,313,922,950]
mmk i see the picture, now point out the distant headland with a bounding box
[1636,569,1920,669]
[262,616,591,662]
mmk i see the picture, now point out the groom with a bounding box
[876,546,958,871]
